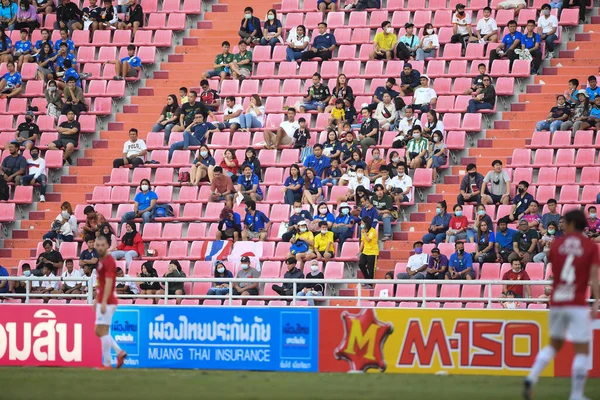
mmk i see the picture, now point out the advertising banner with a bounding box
[112,306,319,371]
[0,305,102,368]
[318,308,551,376]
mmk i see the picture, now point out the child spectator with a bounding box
[328,98,346,133]
[322,158,342,186]
[293,117,310,149]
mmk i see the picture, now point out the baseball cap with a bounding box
[420,75,429,80]
[240,256,250,263]
[26,110,34,118]
[339,202,351,210]
[297,220,307,226]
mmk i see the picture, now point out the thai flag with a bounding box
[204,240,232,261]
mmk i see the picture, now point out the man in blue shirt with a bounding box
[370,77,400,111]
[500,180,535,224]
[303,144,330,178]
[359,196,379,228]
[112,44,142,80]
[55,42,76,75]
[168,113,218,161]
[489,20,521,71]
[14,29,33,71]
[0,61,22,99]
[301,22,337,61]
[0,264,8,294]
[399,63,421,96]
[586,75,600,101]
[121,178,158,224]
[580,95,600,130]
[63,60,82,87]
[282,200,313,242]
[521,20,542,75]
[35,28,53,52]
[241,199,270,241]
[237,165,263,202]
[447,242,475,280]
[54,29,76,56]
[494,220,517,262]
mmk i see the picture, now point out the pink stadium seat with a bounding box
[580,167,600,185]
[510,148,532,167]
[304,12,323,29]
[347,11,367,28]
[413,10,432,28]
[142,223,162,240]
[369,11,388,28]
[391,11,410,28]
[167,14,186,30]
[555,148,575,166]
[536,185,556,204]
[154,30,173,47]
[574,148,596,167]
[326,11,344,29]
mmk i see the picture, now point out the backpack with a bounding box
[153,203,174,218]
[0,176,9,201]
[178,171,190,183]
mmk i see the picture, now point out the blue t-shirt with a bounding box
[244,210,270,232]
[313,32,337,50]
[284,175,305,195]
[222,212,241,229]
[54,38,75,53]
[324,166,342,179]
[14,40,32,54]
[237,173,263,197]
[121,55,141,68]
[334,213,358,226]
[340,140,358,160]
[478,231,495,245]
[56,53,76,69]
[359,205,379,228]
[306,177,322,194]
[314,212,335,224]
[590,105,600,119]
[449,252,473,272]
[322,140,341,157]
[0,265,8,293]
[347,159,367,172]
[191,155,215,168]
[496,228,517,250]
[0,3,17,21]
[134,190,158,211]
[520,33,540,50]
[189,122,216,144]
[0,37,12,52]
[512,192,534,216]
[303,155,330,178]
[35,39,53,50]
[264,19,282,34]
[374,86,400,101]
[64,67,81,87]
[3,72,21,87]
[289,210,313,226]
[586,86,600,100]
[501,32,522,48]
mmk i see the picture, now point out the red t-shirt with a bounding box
[96,254,118,305]
[449,216,469,230]
[502,269,531,297]
[549,233,600,307]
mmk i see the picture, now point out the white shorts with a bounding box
[549,306,592,343]
[95,304,117,326]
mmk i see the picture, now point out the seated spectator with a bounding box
[113,222,143,270]
[536,5,558,60]
[336,165,370,204]
[43,201,78,241]
[345,0,381,11]
[15,0,39,33]
[260,9,282,49]
[322,129,342,159]
[54,45,77,85]
[107,45,141,81]
[202,41,234,81]
[156,260,186,304]
[0,61,22,98]
[289,220,314,265]
[370,21,396,60]
[47,110,80,165]
[80,264,97,296]
[502,259,531,298]
[585,206,600,242]
[0,141,26,184]
[199,79,220,112]
[34,240,63,276]
[340,131,359,164]
[168,113,217,162]
[446,241,475,280]
[283,164,305,205]
[21,146,47,202]
[302,168,323,207]
[282,200,313,242]
[394,106,421,142]
[313,204,334,229]
[540,198,560,234]
[14,111,39,150]
[426,131,446,181]
[241,199,270,241]
[519,20,542,75]
[172,90,214,135]
[239,94,264,131]
[113,128,146,169]
[36,0,54,15]
[474,220,495,264]
[300,73,331,113]
[207,260,234,296]
[560,89,590,133]
[14,29,34,71]
[395,23,419,61]
[31,265,59,300]
[326,73,355,121]
[496,0,526,14]
[61,76,86,115]
[412,75,436,113]
[318,0,336,17]
[179,86,188,104]
[397,241,429,279]
[137,261,160,297]
[423,200,451,245]
[358,216,378,282]
[263,108,299,149]
[475,7,498,43]
[189,144,216,185]
[523,200,542,230]
[328,99,346,133]
[115,267,140,296]
[322,157,342,186]
[230,41,253,80]
[366,148,385,183]
[450,3,476,54]
[500,180,534,224]
[37,44,57,83]
[9,262,31,295]
[356,107,379,154]
[586,75,600,100]
[272,257,304,297]
[482,159,511,206]
[389,164,412,207]
[301,22,336,62]
[117,0,143,38]
[303,144,330,179]
[374,165,393,189]
[97,0,119,30]
[240,147,262,180]
[575,95,600,131]
[457,163,483,205]
[508,219,539,263]
[98,222,117,251]
[237,165,263,202]
[371,183,394,241]
[292,117,310,149]
[502,290,520,308]
[399,63,421,97]
[425,247,448,279]
[564,78,579,105]
[232,256,259,301]
[120,179,157,224]
[285,24,310,61]
[209,166,235,203]
[465,63,487,96]
[216,198,241,242]
[446,204,472,243]
[534,221,557,263]
[370,77,399,112]
[0,0,17,31]
[535,95,570,133]
[415,24,439,61]
[297,259,324,305]
[406,126,428,170]
[374,92,396,131]
[495,220,517,262]
[238,7,262,45]
[79,236,99,270]
[489,20,521,71]
[219,148,239,182]
[467,75,495,113]
[332,202,355,249]
[422,110,444,140]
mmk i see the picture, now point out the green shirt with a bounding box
[407,138,428,154]
[214,52,234,73]
[235,50,253,71]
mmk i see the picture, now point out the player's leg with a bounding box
[95,304,126,369]
[568,307,593,400]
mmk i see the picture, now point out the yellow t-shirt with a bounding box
[314,231,334,253]
[361,228,379,256]
[331,107,345,121]
[295,231,315,251]
[374,32,397,51]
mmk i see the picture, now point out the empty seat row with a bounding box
[511,148,599,168]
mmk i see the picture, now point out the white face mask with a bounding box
[413,133,421,140]
[392,157,400,163]
[200,151,208,158]
[356,172,364,178]
[141,184,149,191]
[398,172,405,177]
[61,210,69,218]
[320,229,328,235]
[295,207,302,214]
[427,29,434,34]
[385,27,392,34]
[299,227,307,232]
[319,207,327,214]
[240,264,249,270]
[433,136,440,143]
[217,267,225,273]
[310,264,319,272]
[23,270,31,277]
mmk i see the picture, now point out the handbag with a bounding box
[178,171,190,183]
[47,103,61,120]
[290,240,309,255]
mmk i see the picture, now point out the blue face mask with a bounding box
[477,210,485,216]
[341,208,349,215]
[414,247,423,254]
[455,210,463,217]
[436,208,442,215]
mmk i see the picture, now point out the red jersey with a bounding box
[549,233,600,307]
[96,254,118,305]
[502,269,531,297]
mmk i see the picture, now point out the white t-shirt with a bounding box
[537,15,558,34]
[62,268,82,288]
[398,117,422,135]
[280,119,300,138]
[348,175,371,192]
[452,13,472,36]
[33,272,59,291]
[26,157,46,179]
[81,270,98,290]
[122,139,147,159]
[224,104,244,124]
[413,87,437,106]
[422,34,439,49]
[374,176,393,190]
[389,174,413,201]
[123,274,140,294]
[286,29,310,51]
[407,253,429,271]
[248,105,266,125]
[476,17,498,35]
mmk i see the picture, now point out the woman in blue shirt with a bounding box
[0,29,12,64]
[240,147,262,181]
[302,167,323,208]
[474,220,496,265]
[190,144,216,186]
[313,201,335,229]
[422,200,452,245]
[283,163,305,205]
[260,9,282,49]
[36,42,56,81]
[322,130,342,160]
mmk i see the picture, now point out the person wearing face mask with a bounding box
[423,201,452,245]
[289,220,314,266]
[501,180,534,224]
[336,165,371,205]
[534,221,557,263]
[15,111,39,150]
[297,260,324,306]
[585,206,600,243]
[358,107,380,154]
[508,219,539,264]
[371,183,394,241]
[113,222,144,271]
[272,257,305,297]
[370,21,396,61]
[282,200,313,242]
[425,248,449,280]
[373,92,396,131]
[238,7,262,45]
[502,259,531,299]
[313,221,334,261]
[367,148,385,183]
[207,261,234,297]
[397,241,429,279]
[332,202,356,250]
[446,204,471,244]
[475,7,498,44]
[534,95,570,133]
[358,216,379,283]
[450,4,475,54]
[260,9,282,50]
[446,241,475,280]
[394,106,421,146]
[425,131,447,182]
[406,126,428,170]
[537,4,559,59]
[121,179,158,225]
[457,163,484,206]
[9,263,31,295]
[43,201,78,241]
[313,202,335,229]
[20,146,47,202]
[415,24,439,61]
[44,80,63,113]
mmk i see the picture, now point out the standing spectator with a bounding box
[168,113,217,162]
[412,75,436,113]
[285,25,309,61]
[117,0,143,38]
[0,61,22,98]
[370,21,396,60]
[115,267,140,297]
[300,73,331,113]
[14,111,39,150]
[156,260,186,304]
[232,256,260,301]
[457,163,484,205]
[426,131,446,182]
[199,79,220,112]
[230,41,253,81]
[0,0,17,31]
[113,222,143,271]
[43,202,78,241]
[475,7,498,43]
[238,7,262,45]
[406,126,428,170]
[373,92,396,131]
[397,241,429,279]
[415,24,439,61]
[272,257,304,297]
[172,90,213,134]
[502,259,531,298]
[535,95,570,133]
[241,199,270,241]
[371,183,394,241]
[450,3,475,54]
[332,202,355,249]
[508,219,539,263]
[263,108,299,149]
[47,109,80,165]
[327,99,346,133]
[239,94,264,131]
[260,9,282,50]
[318,0,337,17]
[216,198,241,242]
[495,220,517,262]
[0,141,26,184]
[358,216,378,282]
[296,260,324,306]
[489,20,521,71]
[15,0,39,32]
[501,180,534,223]
[389,164,412,206]
[79,236,99,270]
[301,22,336,62]
[21,146,47,202]
[482,159,511,206]
[34,240,63,276]
[425,247,448,280]
[586,75,600,100]
[113,128,146,169]
[357,107,379,153]
[55,0,83,31]
[446,241,475,280]
[14,29,34,72]
[237,165,263,202]
[283,163,304,205]
[474,220,495,264]
[446,204,471,243]
[399,63,421,96]
[423,200,452,245]
[209,166,234,202]
[189,144,216,185]
[61,76,86,115]
[537,4,558,59]
[202,41,234,81]
[560,90,590,134]
[121,179,157,224]
[395,23,419,61]
[302,168,323,207]
[314,221,334,261]
[467,75,495,113]
[207,260,234,296]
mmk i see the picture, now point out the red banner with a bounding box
[0,305,102,367]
